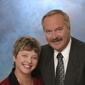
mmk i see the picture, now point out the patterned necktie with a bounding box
[55,53,65,85]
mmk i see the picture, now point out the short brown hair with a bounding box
[13,36,40,57]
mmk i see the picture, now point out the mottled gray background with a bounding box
[0,0,85,80]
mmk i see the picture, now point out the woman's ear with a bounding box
[13,56,16,62]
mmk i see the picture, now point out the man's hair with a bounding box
[13,36,40,57]
[42,9,70,29]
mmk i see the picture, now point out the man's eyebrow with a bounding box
[55,26,64,29]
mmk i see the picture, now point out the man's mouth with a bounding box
[51,38,62,43]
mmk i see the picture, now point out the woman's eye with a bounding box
[32,56,38,60]
[22,55,27,57]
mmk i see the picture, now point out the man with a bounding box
[39,9,85,85]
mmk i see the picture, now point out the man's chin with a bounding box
[51,44,62,51]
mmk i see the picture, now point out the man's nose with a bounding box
[52,31,57,39]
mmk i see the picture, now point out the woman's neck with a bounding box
[14,70,33,85]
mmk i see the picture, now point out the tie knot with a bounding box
[57,53,63,59]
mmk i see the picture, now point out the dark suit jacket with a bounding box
[39,37,85,85]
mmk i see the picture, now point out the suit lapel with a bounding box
[48,50,56,85]
[64,38,82,85]
[43,46,55,85]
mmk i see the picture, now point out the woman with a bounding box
[0,36,44,85]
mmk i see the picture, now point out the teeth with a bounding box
[23,64,32,68]
[24,65,30,68]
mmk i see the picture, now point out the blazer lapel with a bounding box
[43,46,55,85]
[48,51,56,85]
[64,38,82,85]
[9,68,19,85]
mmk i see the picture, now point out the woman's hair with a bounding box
[13,36,40,57]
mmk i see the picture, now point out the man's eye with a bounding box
[58,28,63,31]
[55,27,63,31]
[45,30,52,33]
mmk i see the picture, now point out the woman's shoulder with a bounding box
[0,77,10,85]
[33,76,44,85]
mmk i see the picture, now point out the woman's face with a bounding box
[13,50,38,75]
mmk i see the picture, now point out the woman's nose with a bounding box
[27,57,32,63]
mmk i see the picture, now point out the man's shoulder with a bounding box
[40,44,54,57]
[71,37,85,57]
[41,44,52,49]
[72,37,85,47]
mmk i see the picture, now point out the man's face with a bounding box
[43,14,70,52]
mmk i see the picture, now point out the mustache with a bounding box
[50,37,62,43]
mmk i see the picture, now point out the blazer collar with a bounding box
[9,68,20,85]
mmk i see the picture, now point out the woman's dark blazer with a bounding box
[0,69,44,85]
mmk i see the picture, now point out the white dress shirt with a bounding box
[54,38,72,75]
